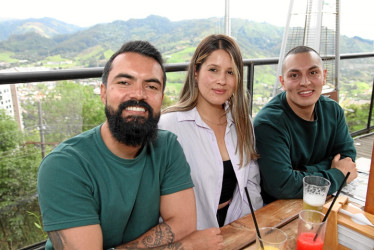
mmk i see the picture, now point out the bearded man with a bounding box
[37,40,223,250]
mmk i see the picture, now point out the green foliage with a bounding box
[0,110,22,151]
[0,199,47,249]
[22,81,105,145]
[343,102,371,133]
[0,110,40,207]
[26,211,48,239]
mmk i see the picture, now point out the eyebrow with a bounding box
[207,63,233,70]
[114,73,162,86]
[287,65,320,73]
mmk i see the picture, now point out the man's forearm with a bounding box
[115,222,185,249]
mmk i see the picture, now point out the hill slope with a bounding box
[0,15,372,68]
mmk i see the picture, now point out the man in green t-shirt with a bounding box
[254,46,358,204]
[38,41,223,249]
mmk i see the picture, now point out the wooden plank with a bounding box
[221,199,302,249]
[365,141,374,214]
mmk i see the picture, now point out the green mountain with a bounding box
[0,17,82,41]
[0,15,372,68]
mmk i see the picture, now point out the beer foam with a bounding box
[304,193,325,206]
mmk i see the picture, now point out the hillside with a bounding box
[0,17,82,41]
[0,15,372,69]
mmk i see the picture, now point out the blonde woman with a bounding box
[159,34,263,229]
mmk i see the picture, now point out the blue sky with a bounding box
[3,0,374,41]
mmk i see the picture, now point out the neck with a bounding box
[100,122,141,159]
[290,104,315,121]
[196,103,226,126]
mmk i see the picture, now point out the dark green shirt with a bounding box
[37,125,193,249]
[254,92,356,203]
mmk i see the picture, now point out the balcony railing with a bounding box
[1,52,374,137]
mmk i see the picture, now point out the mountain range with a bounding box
[0,15,372,68]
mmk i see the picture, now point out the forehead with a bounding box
[204,49,232,65]
[110,52,163,80]
[283,51,323,72]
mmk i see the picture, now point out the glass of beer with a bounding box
[302,176,331,212]
[256,227,288,250]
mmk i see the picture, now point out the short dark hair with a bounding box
[102,40,167,91]
[281,45,323,75]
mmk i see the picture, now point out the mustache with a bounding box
[118,100,153,115]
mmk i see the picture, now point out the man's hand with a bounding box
[331,154,357,183]
[181,228,224,250]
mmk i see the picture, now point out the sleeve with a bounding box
[304,104,356,194]
[37,152,99,232]
[245,160,263,210]
[255,122,305,199]
[255,122,346,199]
[332,105,356,161]
[160,133,194,196]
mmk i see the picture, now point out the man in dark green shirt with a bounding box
[38,40,224,249]
[254,46,357,204]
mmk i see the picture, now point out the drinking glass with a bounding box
[297,210,327,250]
[303,176,331,212]
[256,227,287,250]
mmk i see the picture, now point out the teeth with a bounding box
[299,91,312,95]
[126,106,145,112]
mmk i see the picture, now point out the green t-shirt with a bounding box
[37,125,193,249]
[254,92,356,203]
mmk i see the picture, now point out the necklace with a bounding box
[200,114,227,126]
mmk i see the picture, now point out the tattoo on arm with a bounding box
[142,222,175,247]
[48,231,65,250]
[115,223,185,249]
[121,241,184,250]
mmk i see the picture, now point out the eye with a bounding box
[208,68,217,72]
[227,70,234,75]
[146,83,160,91]
[310,70,319,76]
[289,73,299,78]
[118,81,130,85]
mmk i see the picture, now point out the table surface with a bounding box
[221,199,303,250]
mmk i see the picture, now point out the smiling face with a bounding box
[280,51,327,119]
[195,49,236,110]
[101,52,164,146]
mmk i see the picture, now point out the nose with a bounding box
[300,75,311,86]
[130,83,146,100]
[217,72,227,86]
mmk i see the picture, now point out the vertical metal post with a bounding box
[224,0,231,36]
[366,77,374,132]
[247,63,254,116]
[38,101,46,159]
[335,0,341,93]
[274,0,294,96]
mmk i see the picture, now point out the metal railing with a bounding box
[1,52,374,137]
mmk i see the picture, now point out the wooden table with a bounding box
[221,199,303,250]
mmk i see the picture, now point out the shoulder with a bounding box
[159,109,196,132]
[156,129,178,141]
[317,95,345,116]
[39,126,100,170]
[159,111,179,124]
[254,93,286,127]
[55,126,98,150]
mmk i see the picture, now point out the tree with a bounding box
[22,81,105,145]
[0,110,40,207]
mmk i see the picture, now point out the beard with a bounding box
[105,99,160,147]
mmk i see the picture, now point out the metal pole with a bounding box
[224,0,231,36]
[38,101,46,159]
[247,64,254,116]
[335,0,341,93]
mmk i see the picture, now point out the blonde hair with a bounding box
[163,34,258,166]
